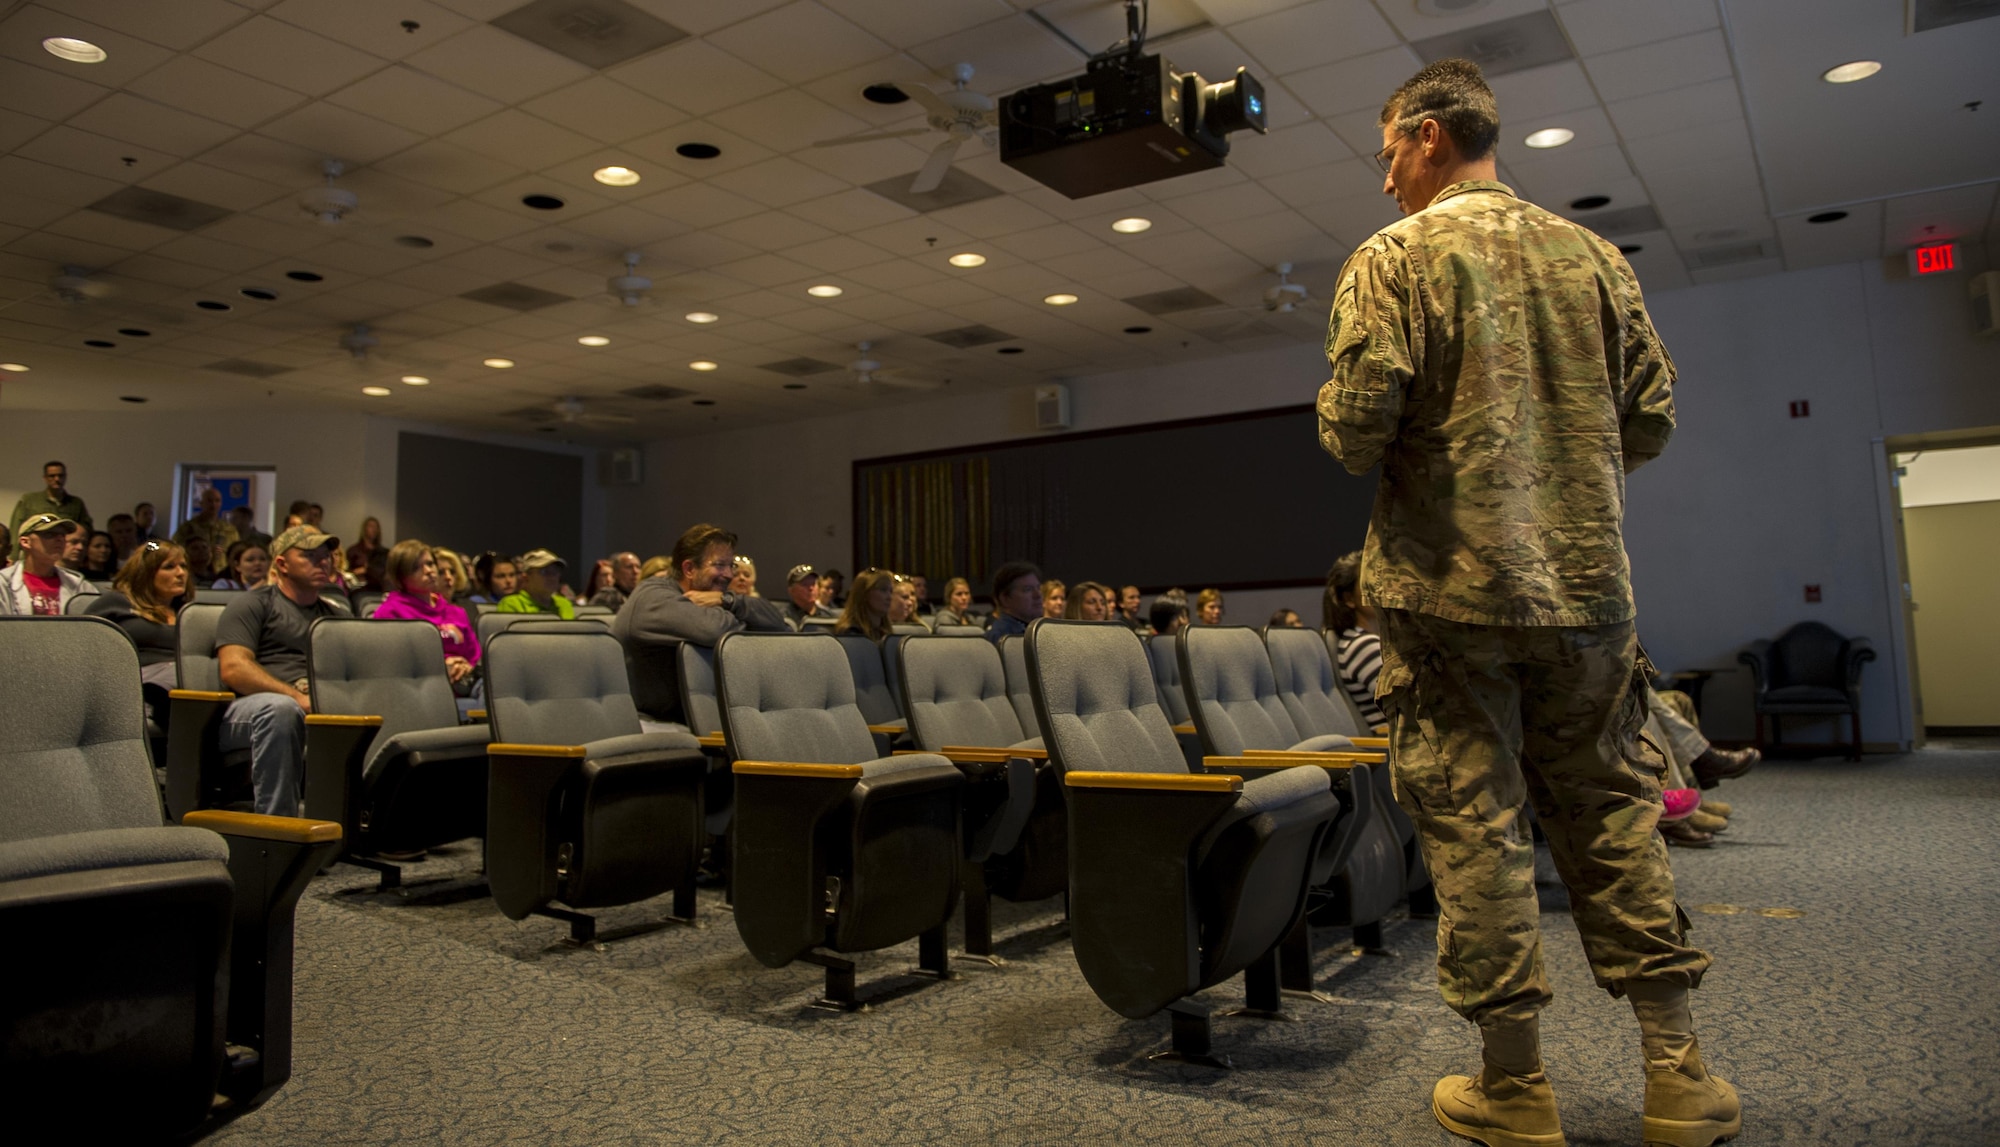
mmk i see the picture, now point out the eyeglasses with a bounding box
[1374,128,1415,174]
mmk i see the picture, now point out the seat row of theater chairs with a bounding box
[0,611,1434,1138]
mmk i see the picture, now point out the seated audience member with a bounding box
[90,539,191,689]
[496,550,576,618]
[888,575,921,626]
[819,568,846,609]
[211,540,272,590]
[638,555,673,581]
[1269,608,1304,629]
[434,548,472,603]
[1117,584,1145,629]
[613,523,786,648]
[228,505,271,550]
[936,577,978,627]
[1195,587,1225,625]
[173,487,238,577]
[328,544,363,591]
[107,513,140,564]
[782,564,835,629]
[1040,578,1067,619]
[0,523,11,570]
[346,516,383,580]
[731,555,760,598]
[60,524,87,574]
[80,529,118,580]
[375,540,480,692]
[469,552,519,604]
[306,503,325,528]
[1325,553,1386,731]
[134,501,168,542]
[1,514,89,614]
[985,562,1043,645]
[214,525,351,817]
[1064,580,1111,621]
[589,551,641,610]
[181,534,218,589]
[909,574,932,616]
[285,499,312,525]
[835,568,896,640]
[1150,597,1189,637]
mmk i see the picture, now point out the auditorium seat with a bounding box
[832,632,907,748]
[475,610,606,649]
[0,616,341,1137]
[575,604,615,618]
[351,591,385,619]
[303,618,492,889]
[62,584,99,614]
[623,636,690,733]
[193,588,243,606]
[715,630,962,1009]
[164,601,249,819]
[482,628,708,944]
[994,635,1041,741]
[933,624,987,637]
[895,634,1062,961]
[1264,627,1391,750]
[1025,618,1344,1066]
[890,622,931,635]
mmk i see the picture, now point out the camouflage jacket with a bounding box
[1318,180,1675,627]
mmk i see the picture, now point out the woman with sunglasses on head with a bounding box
[89,540,193,692]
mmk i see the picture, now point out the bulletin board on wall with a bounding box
[852,405,1378,593]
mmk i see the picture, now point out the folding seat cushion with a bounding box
[1265,627,1374,742]
[1180,626,1355,756]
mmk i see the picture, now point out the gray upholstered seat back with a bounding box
[352,592,384,619]
[0,617,164,842]
[485,630,642,746]
[1025,620,1184,776]
[1180,626,1303,756]
[996,636,1038,737]
[1265,627,1364,739]
[477,611,606,648]
[833,632,902,726]
[676,642,721,736]
[899,635,1026,751]
[935,625,986,637]
[176,602,225,692]
[715,632,877,765]
[308,618,460,767]
[1146,635,1192,725]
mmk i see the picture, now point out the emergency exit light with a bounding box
[1908,242,1958,276]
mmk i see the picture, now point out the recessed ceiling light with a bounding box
[483,357,515,368]
[1123,326,1152,334]
[361,386,392,397]
[1111,217,1153,234]
[119,395,147,404]
[240,287,278,300]
[1807,211,1850,224]
[521,194,565,210]
[689,360,719,371]
[117,328,151,337]
[676,143,722,160]
[948,252,986,268]
[692,398,716,406]
[807,284,843,298]
[685,311,718,324]
[394,235,434,248]
[84,340,115,348]
[401,374,429,385]
[0,362,28,372]
[861,83,910,105]
[1569,195,1611,211]
[996,346,1024,354]
[593,165,641,187]
[1821,60,1882,84]
[1043,293,1079,306]
[577,335,610,346]
[286,270,323,282]
[42,37,106,64]
[783,382,807,390]
[195,300,231,311]
[1523,128,1574,149]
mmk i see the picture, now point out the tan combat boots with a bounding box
[1432,1015,1568,1147]
[1627,980,1742,1147]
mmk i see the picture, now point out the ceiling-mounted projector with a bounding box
[1000,52,1266,199]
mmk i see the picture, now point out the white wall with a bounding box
[1897,443,2000,507]
[615,248,2000,750]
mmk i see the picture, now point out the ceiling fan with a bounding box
[299,159,358,226]
[842,341,945,390]
[552,396,634,425]
[813,63,999,195]
[1180,263,1324,341]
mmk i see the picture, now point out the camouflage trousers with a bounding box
[1378,611,1711,1027]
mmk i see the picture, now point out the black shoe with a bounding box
[1691,746,1757,789]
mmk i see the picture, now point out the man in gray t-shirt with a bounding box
[215,524,348,816]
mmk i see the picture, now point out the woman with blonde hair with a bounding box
[90,540,192,690]
[731,555,760,597]
[433,548,472,603]
[373,539,480,690]
[1040,578,1067,619]
[936,577,978,627]
[638,555,674,581]
[888,575,921,627]
[1195,587,1225,625]
[834,568,895,641]
[1063,580,1112,621]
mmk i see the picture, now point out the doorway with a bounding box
[1889,437,2000,736]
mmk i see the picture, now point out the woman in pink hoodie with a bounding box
[374,539,480,690]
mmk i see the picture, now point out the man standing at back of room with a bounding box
[9,461,90,561]
[1318,60,1733,1147]
[614,523,786,647]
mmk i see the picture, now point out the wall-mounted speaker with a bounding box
[1034,383,1071,431]
[598,446,643,486]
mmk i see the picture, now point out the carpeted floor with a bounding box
[204,743,2000,1146]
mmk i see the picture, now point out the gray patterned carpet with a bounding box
[205,743,2000,1146]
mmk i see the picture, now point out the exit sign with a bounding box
[1909,242,1958,276]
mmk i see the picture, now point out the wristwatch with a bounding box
[720,590,737,609]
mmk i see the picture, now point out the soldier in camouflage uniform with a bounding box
[1318,59,1739,1147]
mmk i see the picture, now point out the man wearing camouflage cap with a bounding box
[0,513,89,614]
[1318,59,1735,1147]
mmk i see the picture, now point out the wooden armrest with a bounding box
[304,714,383,728]
[940,744,1046,760]
[487,743,588,758]
[1206,755,1358,770]
[466,709,487,721]
[1373,726,1388,736]
[1347,736,1391,749]
[896,748,1010,763]
[696,732,726,748]
[183,809,342,844]
[169,689,234,702]
[865,724,904,735]
[1238,749,1385,763]
[733,761,864,779]
[1170,723,1196,735]
[1067,771,1241,793]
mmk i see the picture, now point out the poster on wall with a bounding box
[172,463,277,535]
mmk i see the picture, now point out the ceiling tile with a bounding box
[717,253,823,288]
[1229,0,1400,76]
[148,233,275,273]
[905,11,1081,96]
[40,209,180,255]
[1604,78,1743,142]
[988,222,1104,261]
[193,16,390,97]
[558,203,695,248]
[1281,45,1424,118]
[1582,29,1736,104]
[620,0,793,36]
[709,210,839,252]
[0,154,125,207]
[193,132,326,186]
[707,156,852,209]
[624,122,778,178]
[143,161,290,213]
[263,0,476,59]
[16,125,167,184]
[1881,184,1998,254]
[1157,180,1288,228]
[36,0,249,51]
[524,77,687,146]
[326,66,503,136]
[403,24,594,104]
[792,133,936,187]
[1555,0,1719,57]
[257,101,427,165]
[125,57,309,130]
[66,93,239,160]
[1188,0,1312,21]
[1228,121,1354,179]
[445,110,603,167]
[708,88,872,155]
[1258,160,1375,210]
[0,108,49,155]
[845,258,953,291]
[0,9,179,88]
[782,234,899,272]
[372,139,517,195]
[784,186,918,232]
[0,59,112,122]
[706,3,893,84]
[820,0,1012,48]
[923,196,1061,240]
[1371,0,1549,41]
[1489,61,1604,128]
[605,39,787,118]
[1773,202,1883,271]
[631,182,769,229]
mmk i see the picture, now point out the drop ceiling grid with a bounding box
[0,0,1990,436]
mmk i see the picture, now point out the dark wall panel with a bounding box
[395,432,582,564]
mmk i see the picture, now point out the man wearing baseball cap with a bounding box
[0,513,89,615]
[495,549,576,619]
[780,564,835,630]
[214,524,351,816]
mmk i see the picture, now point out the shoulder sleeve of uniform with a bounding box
[1612,254,1676,473]
[1318,236,1419,476]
